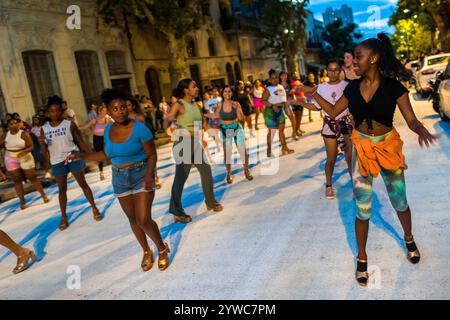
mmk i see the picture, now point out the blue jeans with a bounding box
[112,161,153,198]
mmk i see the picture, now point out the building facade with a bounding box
[0,0,137,124]
[322,5,354,27]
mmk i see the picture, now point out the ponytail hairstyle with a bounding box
[359,33,409,80]
[172,78,193,100]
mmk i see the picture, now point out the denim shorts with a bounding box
[51,158,86,177]
[112,161,154,198]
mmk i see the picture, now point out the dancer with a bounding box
[235,81,254,137]
[0,118,49,209]
[261,69,294,157]
[40,95,101,230]
[279,71,298,141]
[79,105,114,181]
[165,79,223,224]
[251,80,265,131]
[290,72,306,136]
[0,230,37,274]
[340,50,361,81]
[298,33,438,286]
[204,86,222,153]
[207,85,253,184]
[293,60,353,199]
[68,88,170,272]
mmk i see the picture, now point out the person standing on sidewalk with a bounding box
[298,33,438,287]
[68,88,170,272]
[40,95,101,230]
[79,105,114,181]
[0,230,37,274]
[251,80,265,131]
[165,79,223,224]
[0,118,49,209]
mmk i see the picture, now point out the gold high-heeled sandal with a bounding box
[355,258,369,287]
[244,169,253,181]
[226,173,233,184]
[173,215,192,224]
[158,243,170,271]
[405,236,421,264]
[13,249,37,274]
[141,249,154,272]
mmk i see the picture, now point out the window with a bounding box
[208,38,217,57]
[106,51,128,75]
[427,55,450,66]
[22,50,61,112]
[234,62,242,82]
[226,63,235,85]
[75,51,104,106]
[186,37,197,58]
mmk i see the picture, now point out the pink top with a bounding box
[93,117,110,136]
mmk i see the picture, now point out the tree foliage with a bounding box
[259,0,309,73]
[391,19,433,59]
[389,0,450,51]
[97,0,214,86]
[320,19,362,63]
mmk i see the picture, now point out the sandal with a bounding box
[93,208,102,222]
[13,249,38,274]
[141,249,154,272]
[59,216,69,231]
[405,235,421,264]
[158,242,171,271]
[355,258,369,287]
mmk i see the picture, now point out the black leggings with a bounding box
[93,135,104,172]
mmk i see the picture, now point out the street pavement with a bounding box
[0,92,449,299]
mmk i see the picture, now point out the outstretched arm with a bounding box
[397,93,439,147]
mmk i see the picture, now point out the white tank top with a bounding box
[267,85,287,105]
[5,130,26,151]
[253,86,264,98]
[42,120,79,165]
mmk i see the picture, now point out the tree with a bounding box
[97,0,215,87]
[320,19,362,63]
[389,0,450,51]
[259,0,309,73]
[391,19,433,59]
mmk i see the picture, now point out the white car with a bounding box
[415,53,450,96]
[438,61,450,121]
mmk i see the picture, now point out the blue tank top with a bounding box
[104,121,153,165]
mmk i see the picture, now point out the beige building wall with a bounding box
[0,0,136,124]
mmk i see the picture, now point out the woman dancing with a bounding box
[294,60,352,199]
[299,33,438,286]
[279,71,299,141]
[68,88,170,271]
[235,81,255,138]
[40,96,101,230]
[261,69,295,157]
[0,118,49,209]
[79,105,113,181]
[165,79,223,224]
[251,80,265,131]
[207,85,253,184]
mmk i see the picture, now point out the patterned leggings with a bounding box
[352,131,409,221]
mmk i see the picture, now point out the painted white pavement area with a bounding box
[0,93,449,299]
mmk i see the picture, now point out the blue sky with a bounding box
[307,0,398,39]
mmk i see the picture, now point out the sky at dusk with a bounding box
[307,0,398,39]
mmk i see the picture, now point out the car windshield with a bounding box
[427,56,450,66]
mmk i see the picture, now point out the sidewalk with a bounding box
[0,131,172,204]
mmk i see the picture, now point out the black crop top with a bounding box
[343,76,409,129]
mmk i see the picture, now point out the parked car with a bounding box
[415,53,450,96]
[429,70,445,113]
[437,61,450,121]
